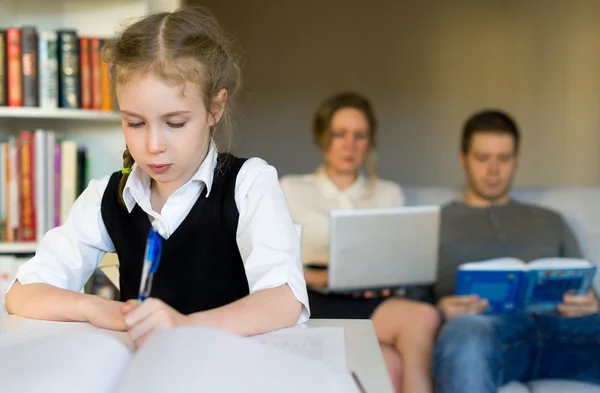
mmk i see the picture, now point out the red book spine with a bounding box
[18,131,36,242]
[7,28,22,107]
[90,38,101,110]
[80,37,91,109]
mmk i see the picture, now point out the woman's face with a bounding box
[323,107,371,176]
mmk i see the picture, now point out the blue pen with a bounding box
[138,228,163,303]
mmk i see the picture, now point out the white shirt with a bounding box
[280,168,405,266]
[15,141,310,323]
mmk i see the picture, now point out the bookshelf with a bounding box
[0,0,183,298]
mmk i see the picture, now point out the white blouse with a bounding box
[280,167,405,266]
[14,141,310,323]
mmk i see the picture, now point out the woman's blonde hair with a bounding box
[312,92,378,197]
[102,6,242,208]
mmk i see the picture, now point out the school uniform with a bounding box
[15,141,310,322]
[280,167,404,319]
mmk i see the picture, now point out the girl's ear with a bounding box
[209,89,228,126]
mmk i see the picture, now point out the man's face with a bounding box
[461,132,518,203]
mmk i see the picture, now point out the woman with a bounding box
[280,92,439,393]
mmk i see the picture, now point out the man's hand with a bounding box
[558,290,599,318]
[437,295,489,321]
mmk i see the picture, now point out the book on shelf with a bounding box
[0,130,87,243]
[21,26,39,108]
[456,257,597,314]
[0,25,116,112]
[0,30,6,107]
[7,28,21,108]
[39,31,58,109]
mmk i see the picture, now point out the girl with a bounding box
[6,6,309,348]
[280,92,440,393]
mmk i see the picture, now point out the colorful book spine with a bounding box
[0,30,7,106]
[80,37,91,109]
[4,142,11,242]
[20,26,39,107]
[57,30,81,109]
[39,31,58,109]
[60,140,77,225]
[7,28,22,107]
[34,130,46,239]
[90,38,102,110]
[54,143,61,228]
[18,131,36,241]
[46,131,55,232]
[8,137,18,242]
[99,39,112,111]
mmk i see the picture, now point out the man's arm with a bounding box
[560,217,583,258]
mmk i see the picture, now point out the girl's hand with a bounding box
[122,298,190,347]
[82,296,128,331]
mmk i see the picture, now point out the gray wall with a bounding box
[187,0,600,187]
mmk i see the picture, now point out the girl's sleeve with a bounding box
[11,176,116,293]
[234,158,310,324]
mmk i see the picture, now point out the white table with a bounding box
[306,319,394,393]
[0,315,393,393]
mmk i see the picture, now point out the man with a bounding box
[433,110,600,393]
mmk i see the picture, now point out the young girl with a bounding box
[6,6,309,347]
[280,92,440,393]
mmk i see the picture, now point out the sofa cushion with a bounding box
[497,380,600,393]
[528,379,600,393]
[498,381,530,393]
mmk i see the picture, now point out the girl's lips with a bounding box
[147,164,172,174]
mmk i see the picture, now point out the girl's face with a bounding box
[117,74,225,194]
[323,107,371,176]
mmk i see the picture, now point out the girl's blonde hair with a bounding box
[312,92,379,197]
[102,6,242,208]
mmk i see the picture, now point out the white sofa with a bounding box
[402,185,600,393]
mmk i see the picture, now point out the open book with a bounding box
[0,319,363,393]
[456,257,597,313]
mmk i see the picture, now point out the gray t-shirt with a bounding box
[435,200,582,298]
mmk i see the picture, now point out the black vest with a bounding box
[100,154,250,315]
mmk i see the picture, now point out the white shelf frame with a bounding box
[0,107,121,121]
[0,242,38,254]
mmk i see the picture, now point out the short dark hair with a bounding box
[461,110,520,154]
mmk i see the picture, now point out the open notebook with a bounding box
[0,319,363,393]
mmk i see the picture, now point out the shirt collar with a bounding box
[122,140,219,212]
[314,166,368,200]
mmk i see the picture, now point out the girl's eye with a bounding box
[168,122,186,129]
[127,122,145,129]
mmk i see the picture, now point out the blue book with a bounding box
[456,257,597,314]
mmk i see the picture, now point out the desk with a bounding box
[305,319,394,393]
[1,315,393,393]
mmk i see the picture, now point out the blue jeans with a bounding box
[433,312,600,393]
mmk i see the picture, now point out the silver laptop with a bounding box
[323,205,440,293]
